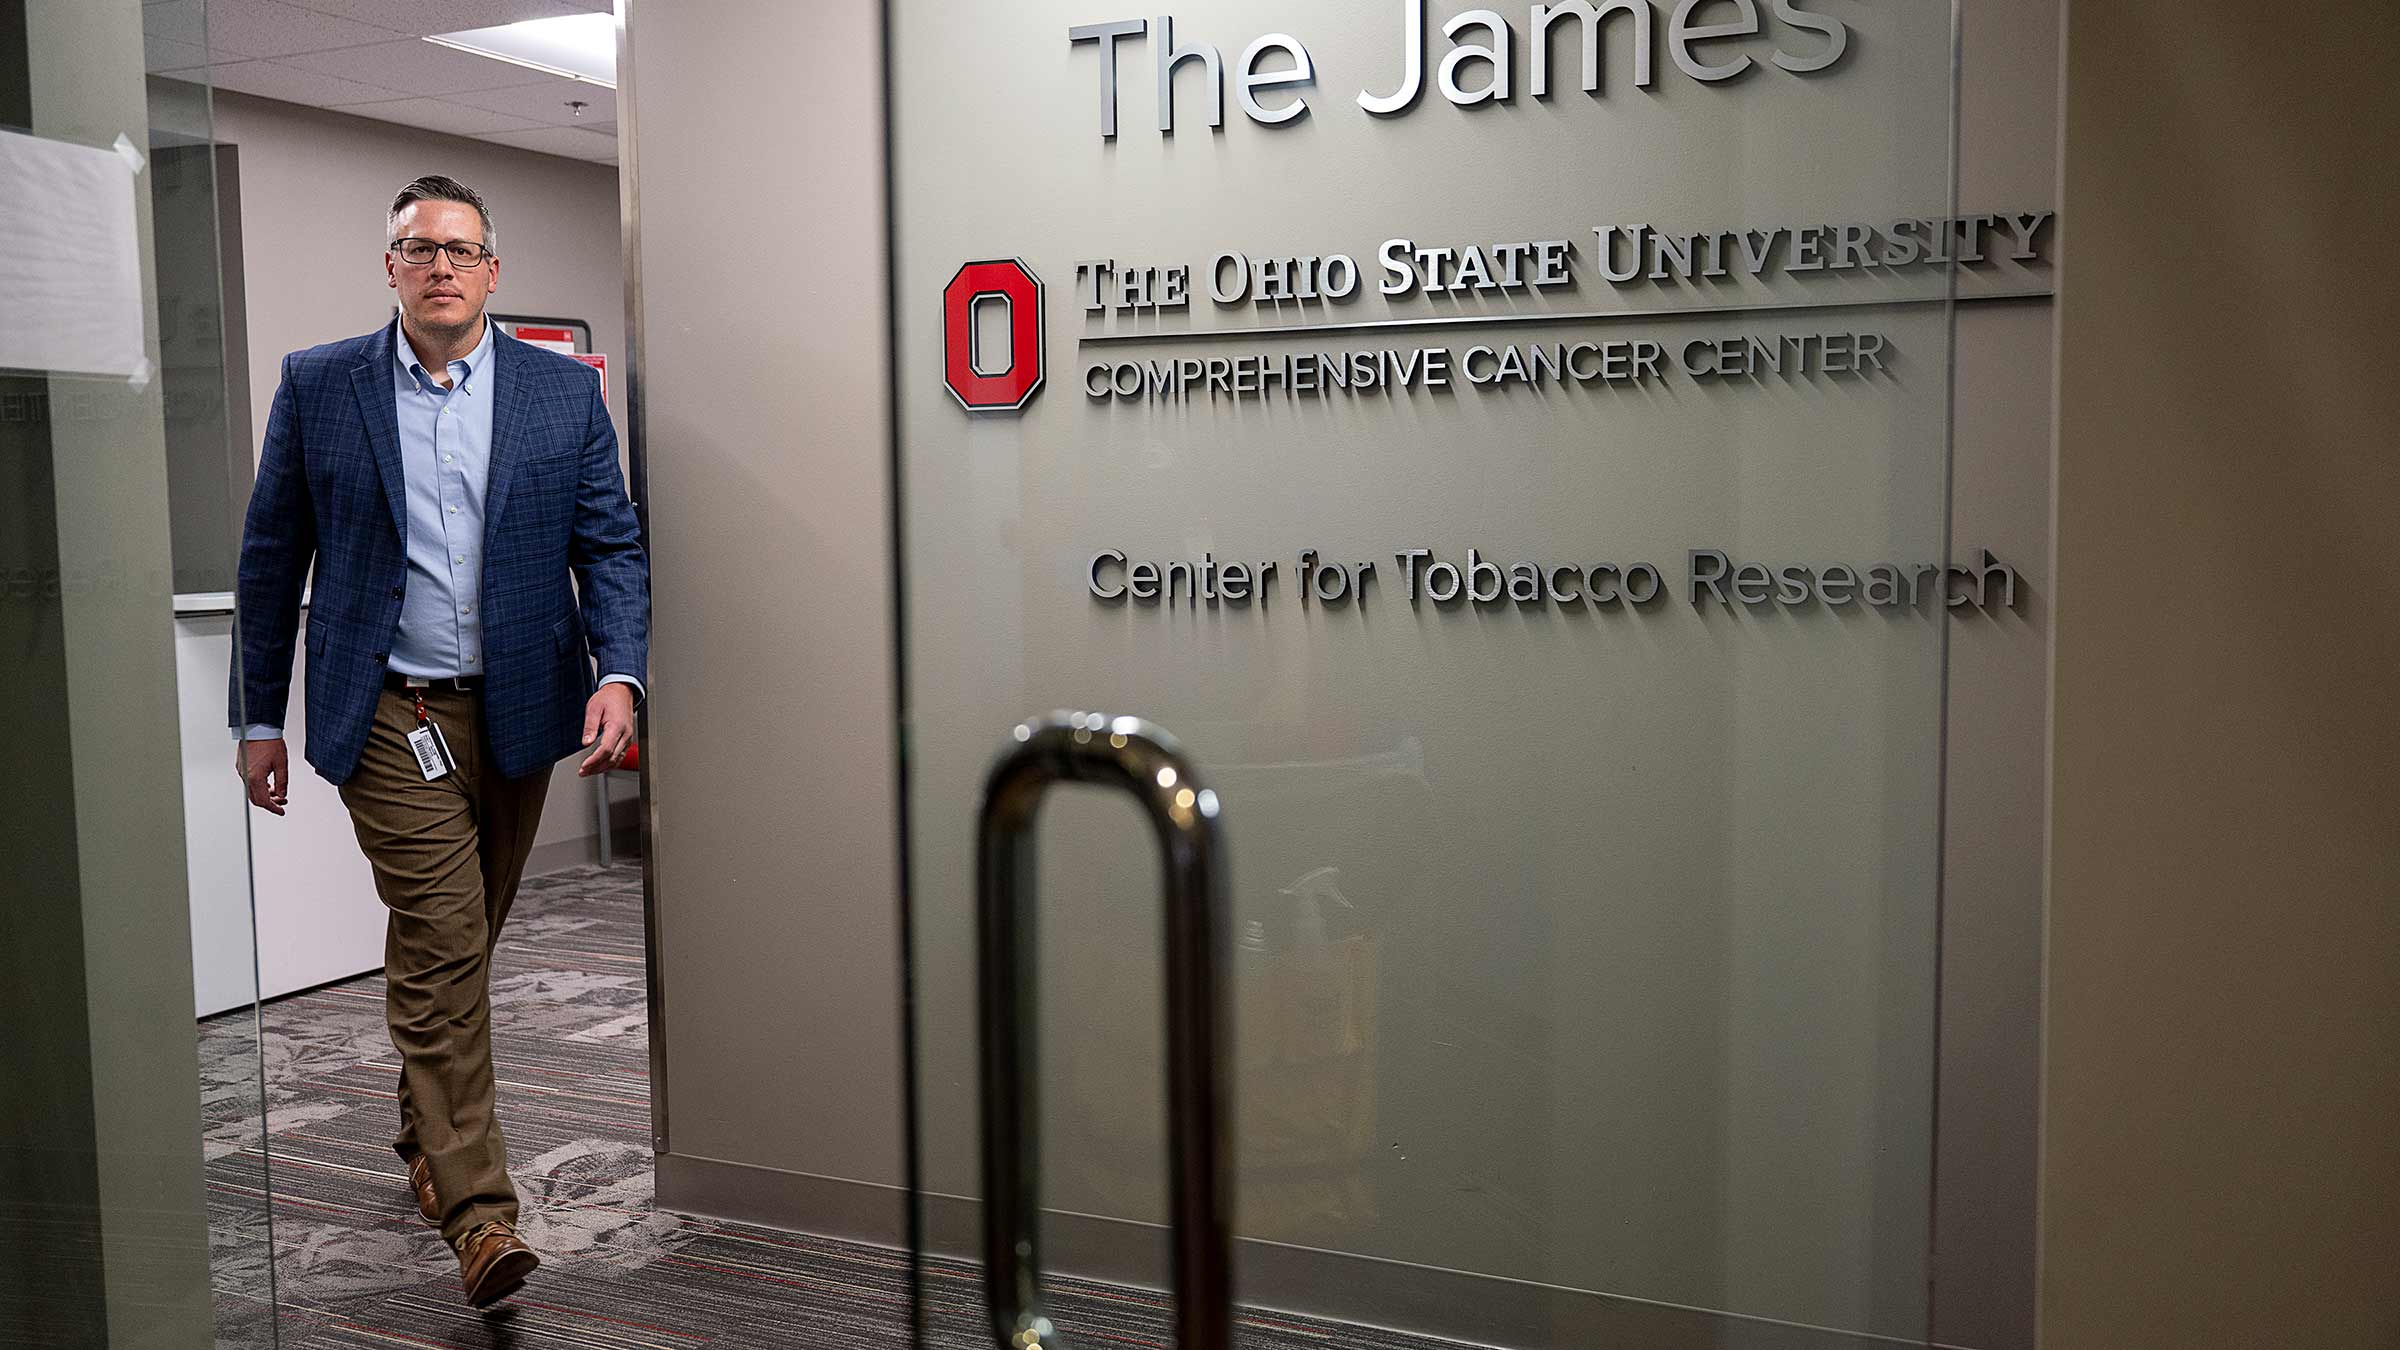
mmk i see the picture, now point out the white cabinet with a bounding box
[177,600,385,1017]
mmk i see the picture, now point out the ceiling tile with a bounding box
[142,0,207,46]
[283,0,585,36]
[449,79,614,127]
[201,58,407,107]
[337,96,545,137]
[473,124,619,162]
[281,38,563,95]
[201,0,407,59]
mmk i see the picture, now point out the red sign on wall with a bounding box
[569,352,608,403]
[942,259,1044,412]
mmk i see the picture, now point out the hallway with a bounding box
[197,863,1468,1350]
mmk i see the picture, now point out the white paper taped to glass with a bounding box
[0,129,146,378]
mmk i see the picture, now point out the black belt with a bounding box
[386,671,481,693]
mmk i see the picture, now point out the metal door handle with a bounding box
[977,711,1232,1350]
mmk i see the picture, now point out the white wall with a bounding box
[208,87,630,866]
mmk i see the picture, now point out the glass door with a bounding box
[3,2,278,1344]
[888,3,1978,1345]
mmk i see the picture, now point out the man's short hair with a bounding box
[388,175,497,255]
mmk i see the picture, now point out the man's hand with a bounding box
[237,737,292,815]
[578,683,637,777]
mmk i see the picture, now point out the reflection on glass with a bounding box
[1,3,276,1344]
[894,2,1967,1347]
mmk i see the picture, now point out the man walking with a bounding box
[231,175,647,1309]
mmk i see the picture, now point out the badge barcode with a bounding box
[413,737,443,776]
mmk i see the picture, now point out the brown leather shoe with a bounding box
[405,1155,440,1224]
[455,1220,539,1308]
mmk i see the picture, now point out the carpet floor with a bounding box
[198,862,1476,1350]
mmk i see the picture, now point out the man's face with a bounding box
[386,199,498,336]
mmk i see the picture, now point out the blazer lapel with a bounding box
[350,324,408,544]
[483,332,535,552]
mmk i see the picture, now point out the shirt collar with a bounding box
[395,316,496,395]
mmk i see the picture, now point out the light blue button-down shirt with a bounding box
[389,316,496,681]
[244,319,638,740]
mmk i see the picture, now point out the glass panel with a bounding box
[1,0,277,1344]
[893,2,1963,1347]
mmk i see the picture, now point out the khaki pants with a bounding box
[338,684,550,1244]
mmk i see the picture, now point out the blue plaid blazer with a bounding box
[230,324,649,784]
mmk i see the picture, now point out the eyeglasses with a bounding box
[390,237,497,269]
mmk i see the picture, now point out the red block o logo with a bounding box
[943,258,1044,412]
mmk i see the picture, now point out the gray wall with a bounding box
[149,138,248,596]
[626,0,909,1205]
[207,88,626,446]
[2041,2,2400,1345]
[204,87,629,861]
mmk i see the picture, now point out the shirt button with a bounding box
[444,454,453,463]
[460,605,471,614]
[454,555,465,564]
[447,505,459,514]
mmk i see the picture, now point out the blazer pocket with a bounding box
[306,623,329,656]
[552,614,579,653]
[524,449,581,481]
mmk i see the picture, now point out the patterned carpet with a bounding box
[199,863,1479,1350]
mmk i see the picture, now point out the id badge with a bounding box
[405,720,457,782]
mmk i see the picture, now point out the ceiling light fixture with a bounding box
[423,13,616,90]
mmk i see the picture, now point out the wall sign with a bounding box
[942,258,1046,411]
[1088,547,2021,614]
[935,6,2051,630]
[1069,0,1860,137]
[896,0,2042,1336]
[950,209,2054,413]
[569,351,608,402]
[492,314,591,354]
